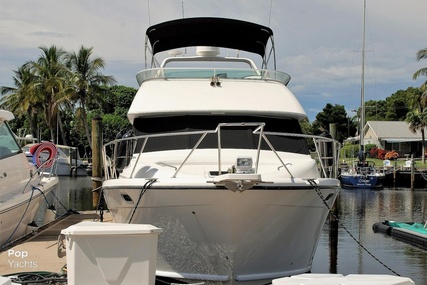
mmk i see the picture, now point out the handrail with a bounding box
[136,67,291,86]
[215,122,265,176]
[173,132,208,178]
[102,124,341,180]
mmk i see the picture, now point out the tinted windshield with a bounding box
[0,121,21,159]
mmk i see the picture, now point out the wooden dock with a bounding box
[383,169,427,188]
[0,211,111,276]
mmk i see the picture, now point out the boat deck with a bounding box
[0,211,110,276]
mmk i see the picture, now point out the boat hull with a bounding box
[103,179,339,285]
[340,174,383,189]
[373,221,427,250]
[0,152,59,248]
[0,183,55,248]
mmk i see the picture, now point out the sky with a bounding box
[0,0,426,122]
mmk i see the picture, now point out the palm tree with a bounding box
[0,65,42,139]
[410,48,427,163]
[406,110,427,164]
[28,45,73,143]
[413,48,427,92]
[65,46,116,149]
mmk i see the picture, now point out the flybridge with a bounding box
[144,17,276,69]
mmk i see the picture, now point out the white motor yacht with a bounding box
[0,110,59,249]
[102,18,341,285]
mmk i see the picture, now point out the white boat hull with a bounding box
[103,178,339,285]
[0,182,56,247]
[0,153,59,248]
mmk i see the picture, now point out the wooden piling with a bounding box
[92,116,103,209]
[411,154,414,190]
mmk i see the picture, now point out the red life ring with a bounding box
[30,142,57,168]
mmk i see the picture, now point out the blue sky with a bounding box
[1,0,426,122]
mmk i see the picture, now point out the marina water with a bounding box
[312,187,427,285]
[51,177,427,285]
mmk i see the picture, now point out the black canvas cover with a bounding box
[146,17,273,57]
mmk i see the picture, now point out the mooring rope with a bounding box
[307,179,401,276]
[128,179,156,224]
[0,184,61,252]
[0,187,36,251]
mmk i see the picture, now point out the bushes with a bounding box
[370,147,379,158]
[369,147,399,160]
[385,150,399,160]
[342,144,399,160]
[365,144,377,157]
[340,143,360,158]
[377,149,388,160]
[341,141,400,160]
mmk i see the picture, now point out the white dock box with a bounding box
[61,222,162,285]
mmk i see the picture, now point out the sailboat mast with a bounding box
[360,0,366,158]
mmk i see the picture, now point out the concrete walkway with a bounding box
[0,211,111,276]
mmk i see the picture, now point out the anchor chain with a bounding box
[307,179,401,277]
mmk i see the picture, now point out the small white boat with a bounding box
[0,110,59,249]
[23,144,88,176]
[102,17,341,285]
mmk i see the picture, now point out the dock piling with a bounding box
[91,116,103,209]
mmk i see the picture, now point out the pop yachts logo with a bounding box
[7,249,37,268]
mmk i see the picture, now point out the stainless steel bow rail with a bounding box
[102,122,341,180]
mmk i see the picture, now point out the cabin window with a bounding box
[132,115,309,154]
[0,121,21,159]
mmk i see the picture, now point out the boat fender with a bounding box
[372,221,392,235]
[30,142,57,168]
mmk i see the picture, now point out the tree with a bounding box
[384,90,411,121]
[299,118,312,135]
[312,103,353,142]
[365,99,386,121]
[406,109,427,164]
[0,65,42,138]
[407,49,427,163]
[65,46,116,149]
[27,45,73,143]
[413,48,427,93]
[88,85,135,144]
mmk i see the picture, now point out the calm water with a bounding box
[51,178,427,285]
[54,176,93,215]
[312,187,427,285]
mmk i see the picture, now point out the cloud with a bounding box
[27,31,73,38]
[1,0,426,122]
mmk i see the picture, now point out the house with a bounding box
[363,121,424,157]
